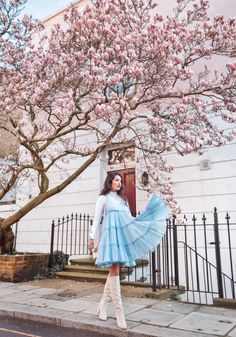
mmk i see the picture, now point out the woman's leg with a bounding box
[97,273,111,321]
[109,263,127,330]
[109,263,120,276]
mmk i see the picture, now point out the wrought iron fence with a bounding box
[49,213,92,267]
[49,208,236,305]
[167,209,236,304]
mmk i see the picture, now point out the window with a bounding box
[107,146,135,166]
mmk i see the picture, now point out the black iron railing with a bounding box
[49,208,236,304]
[163,209,236,304]
[49,213,92,267]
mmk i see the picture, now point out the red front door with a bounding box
[112,168,136,216]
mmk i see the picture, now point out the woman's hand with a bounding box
[88,239,94,252]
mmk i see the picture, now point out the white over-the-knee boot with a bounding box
[97,274,110,320]
[109,275,127,330]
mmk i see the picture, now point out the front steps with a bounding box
[55,257,185,300]
[55,257,135,283]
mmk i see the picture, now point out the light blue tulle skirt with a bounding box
[95,194,169,267]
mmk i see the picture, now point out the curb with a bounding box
[0,307,221,337]
[0,308,135,337]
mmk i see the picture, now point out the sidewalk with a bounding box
[0,279,235,337]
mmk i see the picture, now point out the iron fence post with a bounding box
[225,212,235,299]
[151,251,157,292]
[172,215,179,287]
[49,220,55,268]
[213,207,224,298]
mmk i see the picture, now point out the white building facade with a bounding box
[0,0,235,266]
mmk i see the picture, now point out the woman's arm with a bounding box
[88,195,106,251]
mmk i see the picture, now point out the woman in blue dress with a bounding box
[88,172,169,329]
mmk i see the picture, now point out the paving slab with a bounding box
[11,284,40,291]
[0,288,27,297]
[77,293,101,301]
[170,311,236,336]
[1,287,63,303]
[17,287,62,296]
[126,308,185,326]
[123,297,157,306]
[151,300,200,314]
[84,301,146,318]
[48,298,95,312]
[0,283,40,292]
[129,324,220,337]
[40,288,101,302]
[13,297,68,308]
[1,293,41,304]
[62,311,139,334]
[229,327,236,337]
[0,301,32,312]
[0,282,18,289]
[197,305,236,319]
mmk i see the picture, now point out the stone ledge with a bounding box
[213,297,236,309]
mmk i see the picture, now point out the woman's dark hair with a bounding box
[100,172,127,201]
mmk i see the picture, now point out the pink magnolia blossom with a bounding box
[0,0,236,226]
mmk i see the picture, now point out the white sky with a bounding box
[21,0,236,21]
[22,0,76,20]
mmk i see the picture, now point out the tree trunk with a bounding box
[0,150,100,232]
[0,136,120,254]
[0,226,15,254]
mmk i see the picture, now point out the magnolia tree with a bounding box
[0,0,236,253]
[0,0,38,252]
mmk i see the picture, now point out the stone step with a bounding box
[213,298,236,309]
[55,271,125,282]
[121,280,153,287]
[145,285,185,300]
[70,257,95,265]
[62,257,149,283]
[70,257,148,267]
[135,259,149,267]
[64,264,133,275]
[64,265,109,274]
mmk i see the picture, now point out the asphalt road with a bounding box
[0,316,114,337]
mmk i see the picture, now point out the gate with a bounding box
[157,209,236,304]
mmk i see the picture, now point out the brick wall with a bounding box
[0,253,49,282]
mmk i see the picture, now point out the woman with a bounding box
[88,172,169,329]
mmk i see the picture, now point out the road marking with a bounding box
[0,327,41,337]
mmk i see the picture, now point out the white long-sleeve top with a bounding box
[89,195,106,240]
[89,192,125,241]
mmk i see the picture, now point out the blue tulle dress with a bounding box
[95,192,169,267]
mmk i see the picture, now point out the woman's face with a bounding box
[111,175,122,192]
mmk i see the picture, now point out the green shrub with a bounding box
[34,250,69,280]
